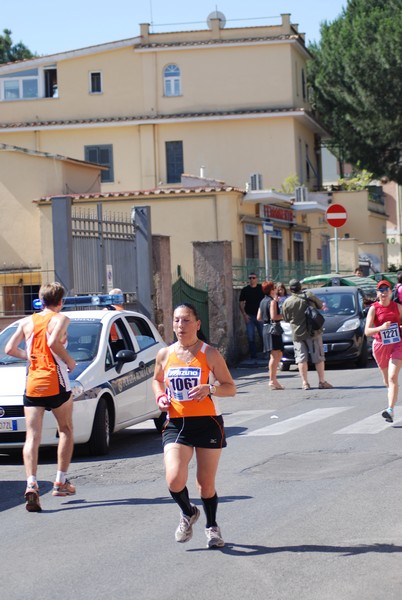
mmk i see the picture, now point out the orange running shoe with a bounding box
[52,479,76,497]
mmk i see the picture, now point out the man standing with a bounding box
[5,282,77,512]
[282,279,333,390]
[239,272,264,359]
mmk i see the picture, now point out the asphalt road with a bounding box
[2,360,402,600]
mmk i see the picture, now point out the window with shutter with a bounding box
[84,145,114,182]
[165,141,183,184]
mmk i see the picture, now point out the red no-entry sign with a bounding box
[326,204,347,228]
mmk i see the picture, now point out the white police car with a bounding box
[0,295,166,455]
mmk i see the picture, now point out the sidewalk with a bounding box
[235,352,268,369]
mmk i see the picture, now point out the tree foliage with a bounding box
[308,0,402,184]
[0,29,35,63]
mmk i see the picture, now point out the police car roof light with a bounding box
[32,294,123,310]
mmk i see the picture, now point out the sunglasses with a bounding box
[378,287,390,292]
[249,276,257,279]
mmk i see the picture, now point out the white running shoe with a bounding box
[175,506,200,543]
[205,525,225,548]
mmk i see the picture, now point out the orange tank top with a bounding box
[164,343,221,418]
[25,313,70,397]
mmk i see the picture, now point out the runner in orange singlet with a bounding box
[5,282,77,512]
[153,303,236,548]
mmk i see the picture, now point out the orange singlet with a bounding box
[25,313,71,398]
[164,343,221,418]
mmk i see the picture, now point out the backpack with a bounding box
[303,292,325,334]
[391,284,402,304]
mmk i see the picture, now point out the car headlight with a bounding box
[70,380,84,399]
[337,317,361,332]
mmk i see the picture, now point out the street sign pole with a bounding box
[326,204,348,275]
[334,228,339,273]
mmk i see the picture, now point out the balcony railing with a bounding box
[233,260,330,287]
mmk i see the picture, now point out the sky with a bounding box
[4,0,348,57]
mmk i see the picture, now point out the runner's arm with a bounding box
[152,347,171,409]
[4,320,28,360]
[47,314,76,372]
[364,306,391,337]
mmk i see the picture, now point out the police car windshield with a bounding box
[0,325,24,364]
[67,320,102,361]
[0,321,102,364]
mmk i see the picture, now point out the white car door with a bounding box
[124,315,162,418]
[106,316,149,426]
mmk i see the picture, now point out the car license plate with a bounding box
[323,344,328,353]
[0,419,17,431]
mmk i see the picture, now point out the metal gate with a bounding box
[172,267,209,341]
[51,197,153,318]
[72,204,137,296]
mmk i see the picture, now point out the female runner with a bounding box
[365,280,402,422]
[153,303,236,548]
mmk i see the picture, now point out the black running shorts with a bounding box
[162,415,227,449]
[24,387,71,411]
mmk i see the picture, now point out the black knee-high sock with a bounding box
[169,487,194,517]
[201,493,218,528]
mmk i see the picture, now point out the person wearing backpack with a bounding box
[282,279,333,391]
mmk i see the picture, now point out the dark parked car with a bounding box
[280,286,370,370]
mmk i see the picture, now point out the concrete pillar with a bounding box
[193,240,235,363]
[152,235,173,344]
[52,196,74,293]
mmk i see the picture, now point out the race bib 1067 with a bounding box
[167,366,201,401]
[380,322,401,345]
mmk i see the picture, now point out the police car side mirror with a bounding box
[115,349,137,374]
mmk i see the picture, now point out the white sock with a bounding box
[56,471,67,484]
[27,475,37,486]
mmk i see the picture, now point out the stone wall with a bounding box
[152,235,174,344]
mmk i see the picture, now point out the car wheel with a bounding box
[88,397,111,456]
[154,412,167,433]
[279,362,290,371]
[356,337,368,368]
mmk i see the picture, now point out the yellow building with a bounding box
[0,143,102,317]
[0,13,330,278]
[329,189,388,273]
[0,14,324,194]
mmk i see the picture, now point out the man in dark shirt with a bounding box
[239,272,264,359]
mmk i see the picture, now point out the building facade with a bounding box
[0,13,330,278]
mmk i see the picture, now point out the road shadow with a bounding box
[0,427,164,467]
[188,541,402,556]
[1,493,252,514]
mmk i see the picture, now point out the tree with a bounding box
[0,29,35,63]
[308,0,402,184]
[280,174,300,194]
